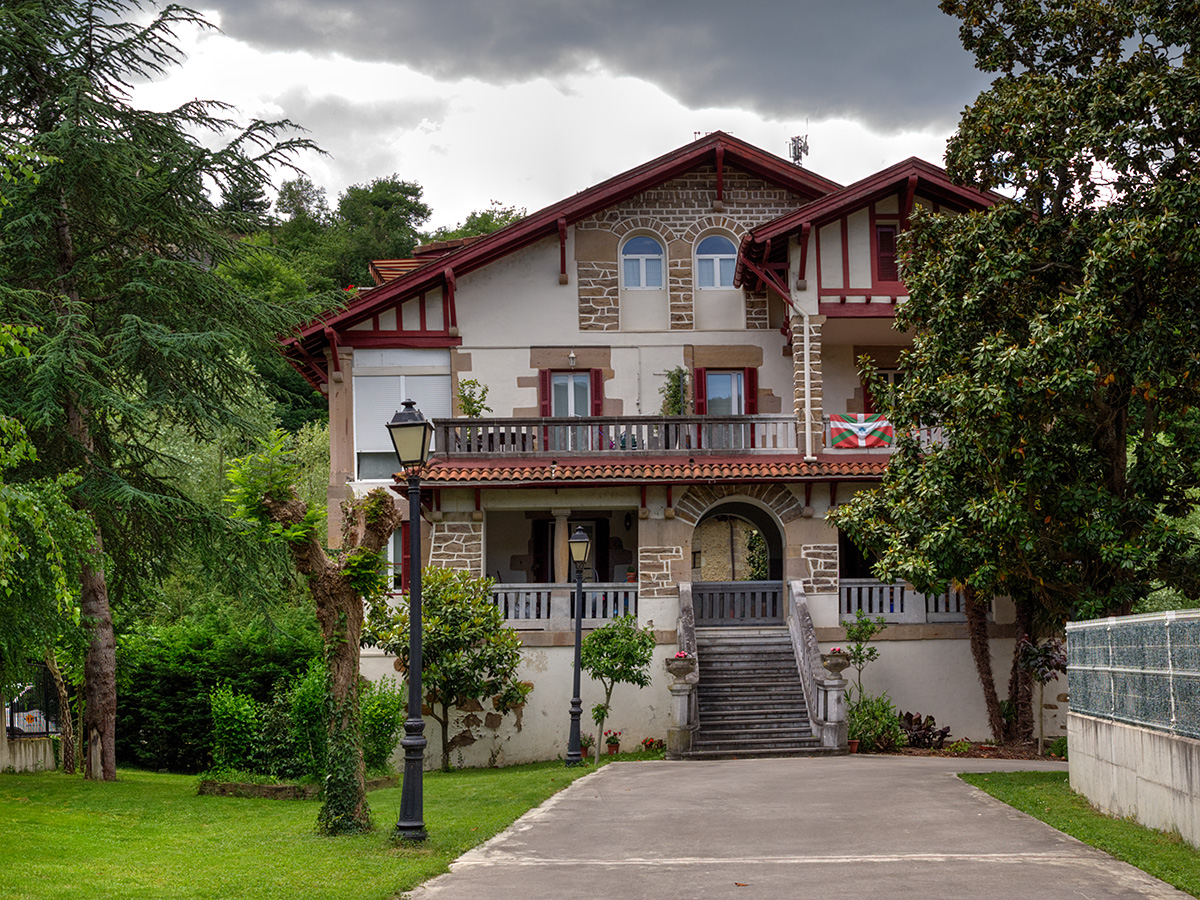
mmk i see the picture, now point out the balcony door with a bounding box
[539,369,603,451]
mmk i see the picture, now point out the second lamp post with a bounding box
[565,525,592,765]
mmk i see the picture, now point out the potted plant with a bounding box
[665,649,696,678]
[579,732,595,754]
[820,646,851,677]
[604,729,622,754]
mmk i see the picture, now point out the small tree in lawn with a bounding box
[580,615,656,765]
[364,567,528,771]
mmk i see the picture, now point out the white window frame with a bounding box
[551,371,591,417]
[695,234,738,289]
[620,235,665,290]
[705,370,745,416]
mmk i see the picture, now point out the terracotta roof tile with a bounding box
[410,454,888,487]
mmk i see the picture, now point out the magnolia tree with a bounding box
[581,615,656,764]
[364,568,529,771]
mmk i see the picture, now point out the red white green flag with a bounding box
[829,414,894,448]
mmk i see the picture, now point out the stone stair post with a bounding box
[666,582,698,759]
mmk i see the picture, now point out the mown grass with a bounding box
[0,753,657,900]
[961,770,1200,898]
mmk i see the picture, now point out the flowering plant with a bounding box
[828,647,845,654]
[641,736,664,751]
[579,732,596,750]
[674,650,693,659]
[604,729,622,746]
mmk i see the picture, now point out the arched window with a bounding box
[696,234,737,288]
[621,235,665,289]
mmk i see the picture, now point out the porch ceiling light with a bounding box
[568,526,592,569]
[386,399,434,468]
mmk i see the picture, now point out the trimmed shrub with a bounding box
[209,684,259,772]
[360,676,406,772]
[847,688,906,753]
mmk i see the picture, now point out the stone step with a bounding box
[699,721,812,736]
[691,736,821,753]
[680,746,843,761]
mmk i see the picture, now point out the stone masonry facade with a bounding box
[576,166,805,332]
[639,546,684,599]
[674,483,804,526]
[801,543,839,594]
[792,314,825,450]
[429,520,484,577]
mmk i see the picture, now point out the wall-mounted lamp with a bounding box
[568,350,576,368]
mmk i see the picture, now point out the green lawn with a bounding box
[0,755,653,900]
[961,771,1200,898]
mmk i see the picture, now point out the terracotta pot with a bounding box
[848,739,860,754]
[607,744,620,755]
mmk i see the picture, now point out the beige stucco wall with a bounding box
[1069,714,1200,850]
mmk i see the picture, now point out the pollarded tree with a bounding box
[0,1,323,780]
[363,568,529,772]
[834,0,1200,740]
[226,432,404,833]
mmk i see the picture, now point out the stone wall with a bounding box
[639,546,684,599]
[674,483,804,526]
[428,519,484,576]
[801,543,838,594]
[792,314,824,449]
[576,166,806,332]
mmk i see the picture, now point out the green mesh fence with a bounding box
[1067,610,1200,740]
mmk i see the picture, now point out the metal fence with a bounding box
[1066,609,1200,740]
[4,664,62,738]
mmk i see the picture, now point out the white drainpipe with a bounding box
[802,310,817,461]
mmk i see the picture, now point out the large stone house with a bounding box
[285,132,1053,765]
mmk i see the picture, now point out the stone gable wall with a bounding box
[576,166,805,332]
[429,519,484,577]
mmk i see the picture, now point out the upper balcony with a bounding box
[434,415,799,459]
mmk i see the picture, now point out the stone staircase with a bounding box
[683,626,834,760]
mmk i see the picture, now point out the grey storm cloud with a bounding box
[206,0,991,132]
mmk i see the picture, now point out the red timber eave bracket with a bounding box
[902,175,918,230]
[444,267,459,336]
[797,222,811,286]
[741,254,796,312]
[558,217,569,284]
[322,327,343,382]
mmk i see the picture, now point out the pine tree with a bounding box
[0,0,322,780]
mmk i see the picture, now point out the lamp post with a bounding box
[565,525,592,766]
[386,399,434,841]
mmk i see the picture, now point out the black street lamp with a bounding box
[565,525,592,766]
[386,399,434,841]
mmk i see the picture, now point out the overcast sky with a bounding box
[133,2,991,231]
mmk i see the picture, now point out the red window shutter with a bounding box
[743,367,758,415]
[876,226,899,282]
[693,368,707,415]
[538,369,552,416]
[590,368,603,416]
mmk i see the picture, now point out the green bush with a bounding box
[847,688,906,753]
[283,658,328,780]
[360,676,405,772]
[209,684,259,772]
[116,610,320,772]
[1048,735,1068,759]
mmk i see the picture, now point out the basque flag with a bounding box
[829,414,894,448]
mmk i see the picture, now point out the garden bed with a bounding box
[896,741,1059,761]
[197,774,397,800]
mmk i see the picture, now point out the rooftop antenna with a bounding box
[789,122,810,167]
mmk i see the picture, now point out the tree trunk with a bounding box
[1006,598,1035,742]
[81,527,116,781]
[45,648,75,775]
[964,587,1004,742]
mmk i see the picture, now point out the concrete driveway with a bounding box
[406,755,1190,900]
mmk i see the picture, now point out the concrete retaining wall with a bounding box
[0,730,56,773]
[1069,712,1200,849]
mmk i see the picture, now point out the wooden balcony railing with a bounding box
[435,415,798,458]
[839,578,967,624]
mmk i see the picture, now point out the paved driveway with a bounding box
[406,756,1190,900]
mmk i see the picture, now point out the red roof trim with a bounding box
[284,132,841,372]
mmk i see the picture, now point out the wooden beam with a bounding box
[558,217,568,284]
[798,222,811,283]
[902,175,918,229]
[741,257,795,310]
[715,145,725,202]
[444,267,458,333]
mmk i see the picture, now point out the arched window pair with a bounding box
[619,234,738,289]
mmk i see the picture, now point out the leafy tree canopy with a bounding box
[427,201,526,242]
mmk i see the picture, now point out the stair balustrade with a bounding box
[788,580,848,751]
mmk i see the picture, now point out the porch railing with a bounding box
[435,415,798,458]
[491,583,637,627]
[839,578,967,624]
[694,581,784,626]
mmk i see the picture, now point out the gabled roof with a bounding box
[736,157,1002,288]
[283,132,841,380]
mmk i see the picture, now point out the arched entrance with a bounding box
[690,500,785,626]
